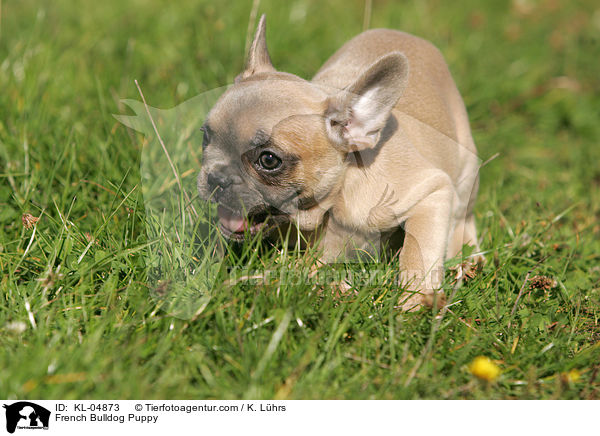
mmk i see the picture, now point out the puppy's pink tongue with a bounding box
[217,206,247,233]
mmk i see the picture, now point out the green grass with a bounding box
[1,0,600,399]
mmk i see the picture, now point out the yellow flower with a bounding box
[469,356,501,382]
[563,369,581,383]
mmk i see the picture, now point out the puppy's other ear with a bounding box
[238,14,276,81]
[325,52,409,152]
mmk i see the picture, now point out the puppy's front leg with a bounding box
[317,217,380,296]
[319,216,381,262]
[398,182,454,311]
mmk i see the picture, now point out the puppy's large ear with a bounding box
[325,52,409,152]
[238,14,276,80]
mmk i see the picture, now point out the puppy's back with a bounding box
[313,29,473,149]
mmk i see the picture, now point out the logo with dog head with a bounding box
[2,402,50,433]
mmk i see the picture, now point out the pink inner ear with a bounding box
[341,119,353,138]
[341,117,381,151]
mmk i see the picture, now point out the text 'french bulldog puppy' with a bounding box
[198,15,482,310]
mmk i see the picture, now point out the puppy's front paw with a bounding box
[397,289,446,312]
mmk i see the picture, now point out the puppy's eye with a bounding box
[200,126,210,150]
[258,151,282,171]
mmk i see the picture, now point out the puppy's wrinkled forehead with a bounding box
[207,79,326,153]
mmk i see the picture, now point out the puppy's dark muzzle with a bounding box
[207,173,232,200]
[207,172,232,190]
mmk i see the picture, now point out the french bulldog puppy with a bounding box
[197,15,482,310]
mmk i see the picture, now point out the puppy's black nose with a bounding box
[207,172,232,192]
